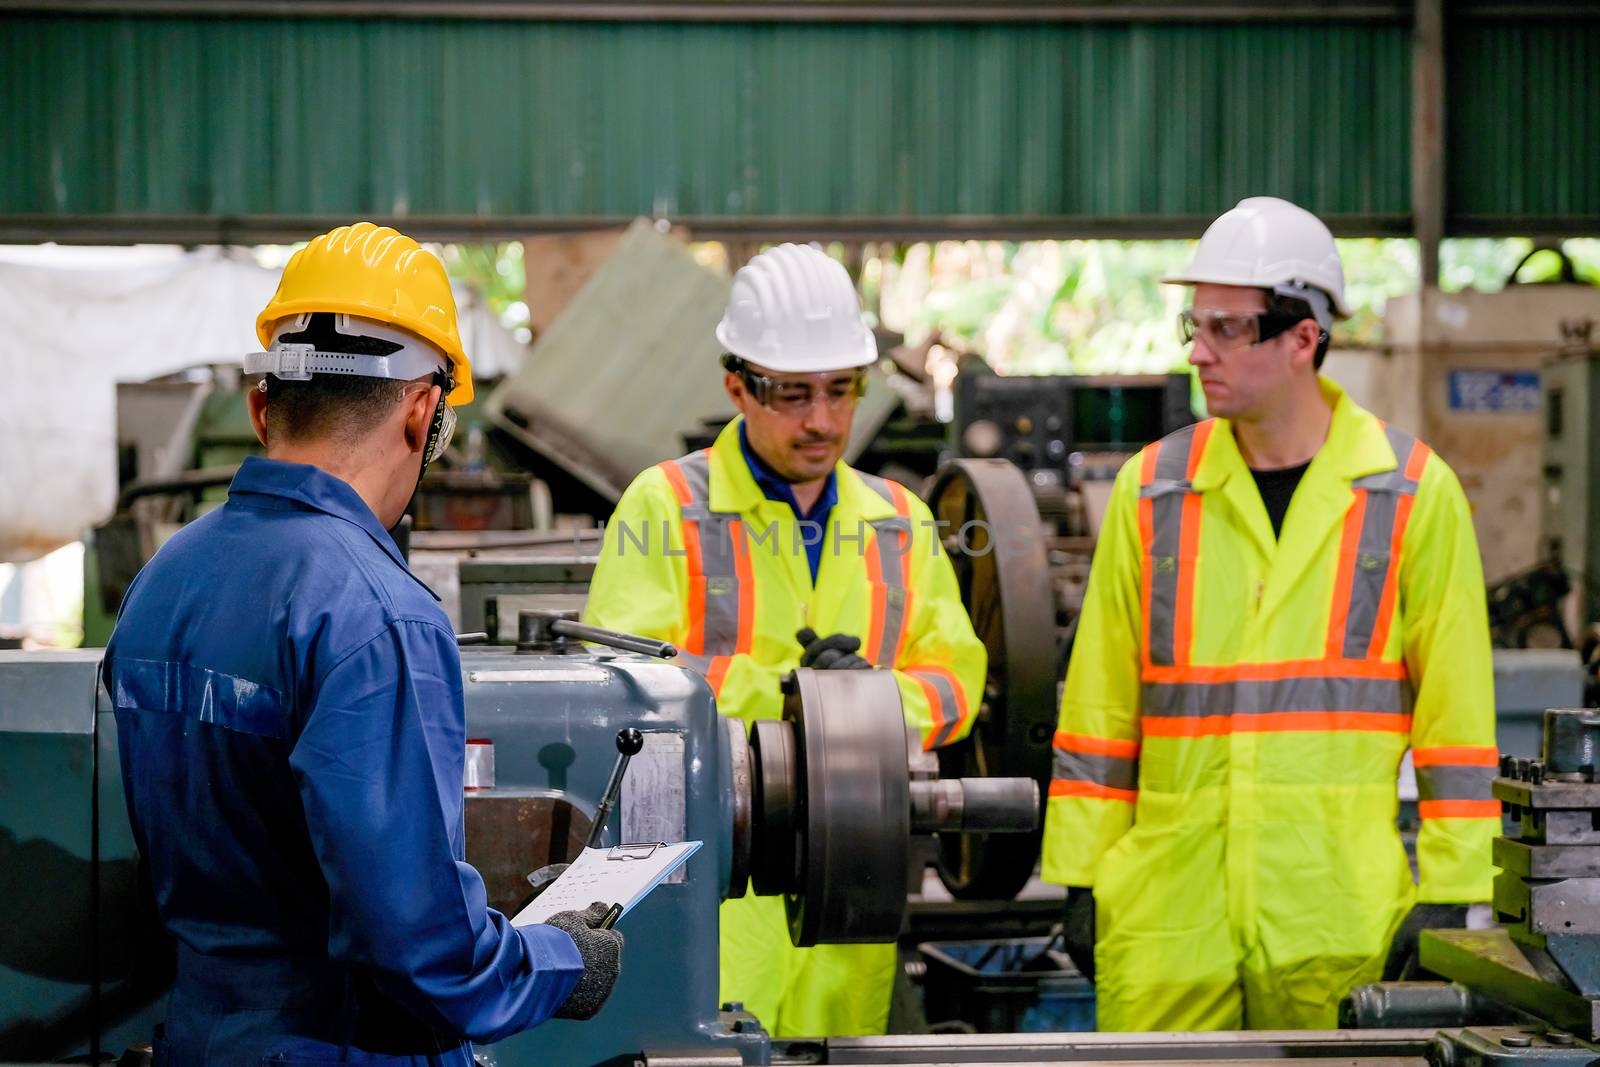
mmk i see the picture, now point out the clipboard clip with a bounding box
[607,842,664,861]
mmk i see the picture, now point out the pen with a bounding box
[598,902,623,930]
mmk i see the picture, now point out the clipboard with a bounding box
[509,840,701,929]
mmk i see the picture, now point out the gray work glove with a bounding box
[796,627,872,671]
[1382,903,1468,980]
[1061,886,1096,981]
[544,902,624,1020]
[526,863,569,898]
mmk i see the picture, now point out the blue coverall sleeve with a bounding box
[288,618,584,1043]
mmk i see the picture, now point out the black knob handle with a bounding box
[617,728,644,756]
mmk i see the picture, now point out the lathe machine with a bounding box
[7,607,1600,1066]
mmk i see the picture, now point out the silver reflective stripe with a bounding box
[859,473,911,669]
[1142,674,1414,718]
[677,451,744,657]
[1053,747,1138,791]
[1416,764,1495,802]
[676,652,713,674]
[1341,425,1422,658]
[1341,488,1400,658]
[915,669,963,748]
[1139,424,1202,668]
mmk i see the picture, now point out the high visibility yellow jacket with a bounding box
[1041,378,1497,1032]
[584,417,987,1035]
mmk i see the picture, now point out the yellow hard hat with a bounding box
[256,222,474,405]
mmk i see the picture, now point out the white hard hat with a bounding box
[1164,196,1350,322]
[716,243,878,373]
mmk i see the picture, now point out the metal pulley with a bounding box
[924,459,1059,899]
[733,668,1038,946]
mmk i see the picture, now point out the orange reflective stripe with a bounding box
[860,474,913,668]
[1054,731,1141,758]
[910,670,947,750]
[1050,780,1137,803]
[1140,440,1161,484]
[1419,799,1500,819]
[1326,488,1368,659]
[659,459,694,507]
[681,513,707,654]
[1143,657,1408,685]
[1186,420,1215,480]
[1414,745,1499,767]
[1366,492,1414,658]
[909,665,970,750]
[705,655,733,696]
[1143,710,1413,737]
[1404,439,1431,481]
[888,480,915,519]
[729,518,756,655]
[1138,422,1213,670]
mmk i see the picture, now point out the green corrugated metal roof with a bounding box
[0,14,1414,236]
[1,13,1593,239]
[1448,20,1600,231]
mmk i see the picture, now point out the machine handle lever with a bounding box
[553,618,677,659]
[586,728,645,850]
[517,609,677,659]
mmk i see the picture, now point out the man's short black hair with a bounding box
[262,312,412,445]
[1263,289,1330,370]
[264,375,411,445]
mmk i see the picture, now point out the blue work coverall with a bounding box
[105,457,583,1065]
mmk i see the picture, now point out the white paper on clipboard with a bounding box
[510,841,701,928]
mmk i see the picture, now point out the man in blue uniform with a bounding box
[104,223,621,1065]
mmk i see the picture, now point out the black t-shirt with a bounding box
[1251,461,1311,539]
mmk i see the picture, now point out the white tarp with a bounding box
[0,245,524,563]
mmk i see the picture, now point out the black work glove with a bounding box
[544,902,624,1020]
[525,862,570,899]
[1382,903,1468,980]
[795,627,872,671]
[1061,886,1096,981]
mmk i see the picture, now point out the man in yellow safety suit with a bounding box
[584,243,986,1037]
[1042,197,1498,1031]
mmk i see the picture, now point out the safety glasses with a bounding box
[1178,308,1308,353]
[738,366,867,416]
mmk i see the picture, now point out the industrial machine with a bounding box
[9,561,1600,1064]
[0,613,1040,1066]
[1336,707,1600,1066]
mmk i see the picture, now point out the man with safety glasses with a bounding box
[584,242,986,1037]
[1042,197,1496,1031]
[104,223,621,1065]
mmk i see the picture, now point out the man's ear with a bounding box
[1291,319,1323,372]
[246,383,270,447]
[403,384,439,454]
[724,370,748,413]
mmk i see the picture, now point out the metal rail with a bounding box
[762,1029,1439,1065]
